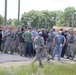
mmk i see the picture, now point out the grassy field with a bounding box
[0,62,76,75]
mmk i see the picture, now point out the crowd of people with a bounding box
[0,26,76,63]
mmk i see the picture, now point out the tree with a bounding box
[7,19,19,26]
[12,19,18,26]
[0,15,4,25]
[7,18,12,25]
[63,7,76,27]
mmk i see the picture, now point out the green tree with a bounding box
[0,15,4,25]
[63,7,76,27]
[7,18,12,25]
[12,19,18,26]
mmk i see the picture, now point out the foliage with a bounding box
[21,10,56,29]
[0,63,76,75]
[0,15,4,25]
[7,18,19,26]
[1,7,76,28]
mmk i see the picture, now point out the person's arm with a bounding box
[63,37,66,47]
[22,33,26,41]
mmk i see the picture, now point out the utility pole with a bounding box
[4,0,7,25]
[18,0,20,25]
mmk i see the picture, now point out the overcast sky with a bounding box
[0,0,76,19]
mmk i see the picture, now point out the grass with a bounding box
[0,62,76,75]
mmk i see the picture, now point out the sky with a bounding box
[0,0,76,19]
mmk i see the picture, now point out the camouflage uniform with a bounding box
[3,29,14,53]
[32,32,51,66]
[47,32,55,55]
[67,31,75,60]
[13,29,21,53]
[1,30,6,52]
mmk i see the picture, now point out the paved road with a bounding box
[0,53,76,64]
[0,53,32,63]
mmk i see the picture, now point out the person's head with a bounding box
[41,28,45,32]
[69,29,73,34]
[53,28,55,32]
[60,28,63,31]
[58,31,62,34]
[9,26,13,31]
[28,27,32,31]
[49,29,53,33]
[38,31,42,36]
[18,26,21,30]
[21,28,25,32]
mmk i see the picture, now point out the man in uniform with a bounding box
[13,26,21,53]
[31,31,51,67]
[47,29,55,55]
[67,29,76,60]
[3,26,14,54]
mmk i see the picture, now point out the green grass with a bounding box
[0,63,76,75]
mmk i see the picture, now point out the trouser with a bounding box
[41,47,51,60]
[52,45,63,60]
[1,43,5,52]
[61,43,67,57]
[31,48,42,66]
[25,41,32,57]
[47,42,54,55]
[13,40,19,52]
[19,43,25,56]
[4,40,13,53]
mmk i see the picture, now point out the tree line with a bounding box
[0,7,76,29]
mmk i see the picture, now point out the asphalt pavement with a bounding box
[0,53,76,64]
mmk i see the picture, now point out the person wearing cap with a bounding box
[66,30,76,60]
[18,28,25,56]
[13,26,21,53]
[3,26,14,54]
[31,31,51,67]
[52,31,66,60]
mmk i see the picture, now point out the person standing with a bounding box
[18,28,25,56]
[47,29,55,55]
[13,26,21,53]
[22,27,32,57]
[1,26,6,52]
[0,26,2,52]
[3,26,14,54]
[67,30,76,60]
[52,31,66,60]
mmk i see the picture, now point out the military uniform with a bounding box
[13,29,21,53]
[47,32,55,55]
[67,32,75,60]
[32,32,51,66]
[3,30,14,53]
